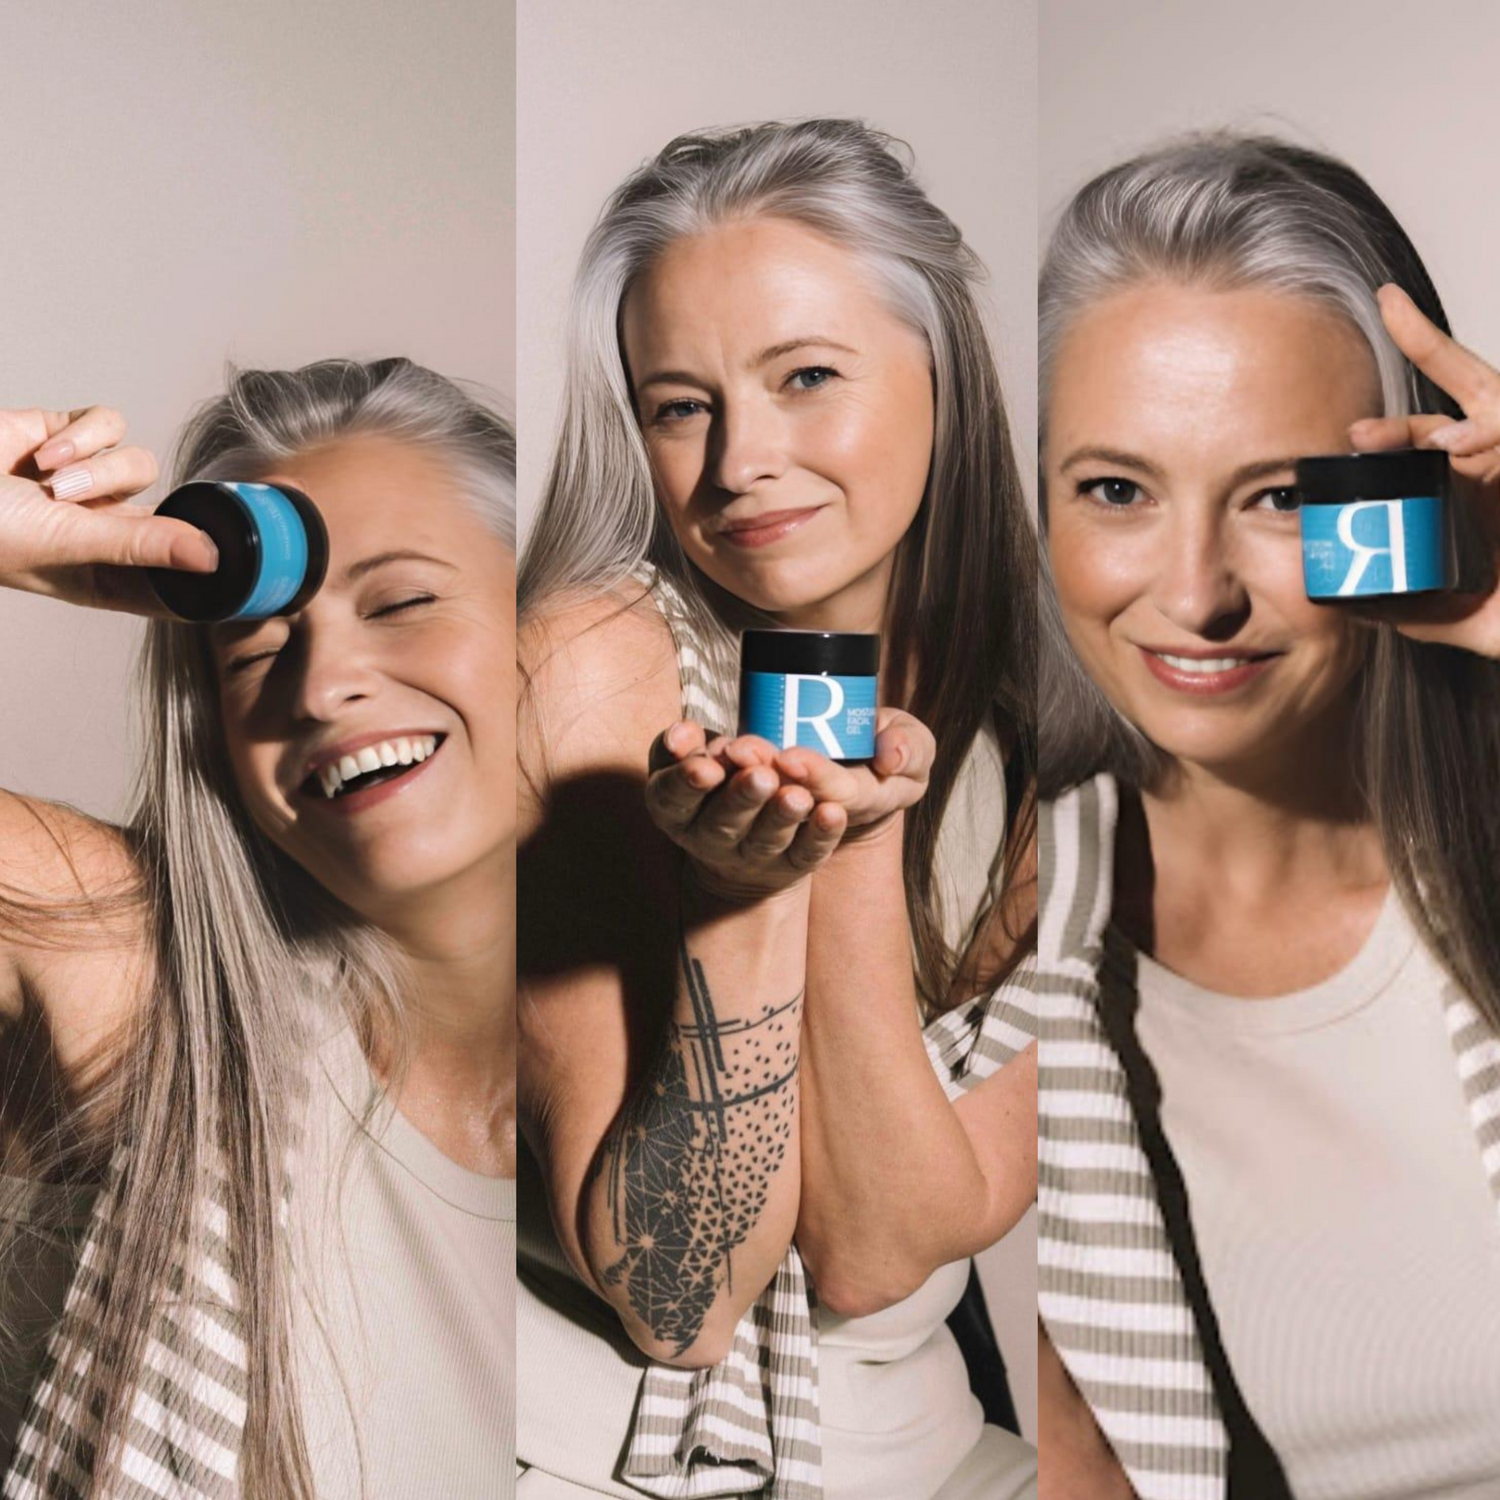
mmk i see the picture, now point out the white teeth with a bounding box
[1156,653,1259,673]
[313,735,440,798]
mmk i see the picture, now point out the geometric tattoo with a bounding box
[598,935,801,1356]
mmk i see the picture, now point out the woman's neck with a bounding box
[1116,696,1389,988]
[369,843,516,1082]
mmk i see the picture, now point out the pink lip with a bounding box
[302,737,446,817]
[716,506,825,549]
[1137,646,1282,696]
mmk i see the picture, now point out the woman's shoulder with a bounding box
[0,790,149,1055]
[519,581,682,792]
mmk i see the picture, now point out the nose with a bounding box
[708,399,788,495]
[1150,507,1251,639]
[288,617,377,724]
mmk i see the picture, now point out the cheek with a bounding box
[645,434,703,510]
[1049,513,1144,629]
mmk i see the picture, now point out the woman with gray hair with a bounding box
[1037,134,1500,1499]
[0,360,518,1499]
[518,119,1038,1499]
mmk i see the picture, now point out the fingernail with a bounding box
[1428,425,1464,449]
[47,465,92,500]
[198,532,220,570]
[35,439,74,470]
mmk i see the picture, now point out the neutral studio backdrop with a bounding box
[1041,0,1500,363]
[518,0,1040,1441]
[0,0,516,817]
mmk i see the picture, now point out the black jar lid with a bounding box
[148,482,327,623]
[740,628,880,676]
[1295,448,1450,503]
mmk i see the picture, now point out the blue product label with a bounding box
[1301,495,1451,598]
[226,483,309,620]
[740,671,878,759]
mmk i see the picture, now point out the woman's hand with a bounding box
[0,406,218,614]
[1345,285,1500,656]
[645,721,846,902]
[774,707,935,842]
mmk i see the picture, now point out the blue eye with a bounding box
[653,398,707,424]
[1082,478,1142,508]
[1253,487,1302,514]
[787,366,837,391]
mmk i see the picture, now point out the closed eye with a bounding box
[371,594,437,617]
[226,647,279,675]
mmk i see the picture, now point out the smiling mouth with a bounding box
[1137,647,1282,694]
[302,734,446,801]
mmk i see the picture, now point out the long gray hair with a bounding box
[1038,132,1500,1032]
[12,357,515,1498]
[523,118,1037,1007]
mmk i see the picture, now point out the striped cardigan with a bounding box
[619,566,1035,1499]
[1037,775,1500,1500]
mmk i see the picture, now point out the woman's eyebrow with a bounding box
[341,549,458,584]
[749,335,859,367]
[635,337,860,392]
[1057,446,1299,489]
[1058,444,1167,481]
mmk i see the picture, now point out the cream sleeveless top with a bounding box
[0,1019,515,1499]
[516,569,1034,1500]
[1120,886,1500,1500]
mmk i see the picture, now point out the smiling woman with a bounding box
[0,361,517,1500]
[517,119,1038,1500]
[1036,135,1500,1500]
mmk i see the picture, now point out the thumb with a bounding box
[64,510,219,573]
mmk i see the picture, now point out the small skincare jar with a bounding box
[1297,449,1455,599]
[147,482,329,622]
[738,629,880,763]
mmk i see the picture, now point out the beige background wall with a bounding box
[1041,0,1500,361]
[0,1,516,818]
[518,0,1039,1441]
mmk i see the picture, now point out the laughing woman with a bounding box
[1037,134,1500,1500]
[517,119,1039,1500]
[0,363,516,1499]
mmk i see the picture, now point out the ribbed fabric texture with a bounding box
[1037,776,1500,1500]
[1124,887,1500,1498]
[2,1019,515,1499]
[614,567,1032,1500]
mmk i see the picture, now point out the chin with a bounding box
[702,555,859,617]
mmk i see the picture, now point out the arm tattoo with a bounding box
[597,934,801,1355]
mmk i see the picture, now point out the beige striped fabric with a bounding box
[623,565,1034,1500]
[3,1141,255,1500]
[1037,775,1500,1500]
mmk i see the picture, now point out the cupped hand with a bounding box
[772,707,935,841]
[1343,285,1500,657]
[0,406,218,614]
[645,721,847,902]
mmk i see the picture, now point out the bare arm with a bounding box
[1039,1322,1137,1499]
[519,597,833,1366]
[794,814,1037,1315]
